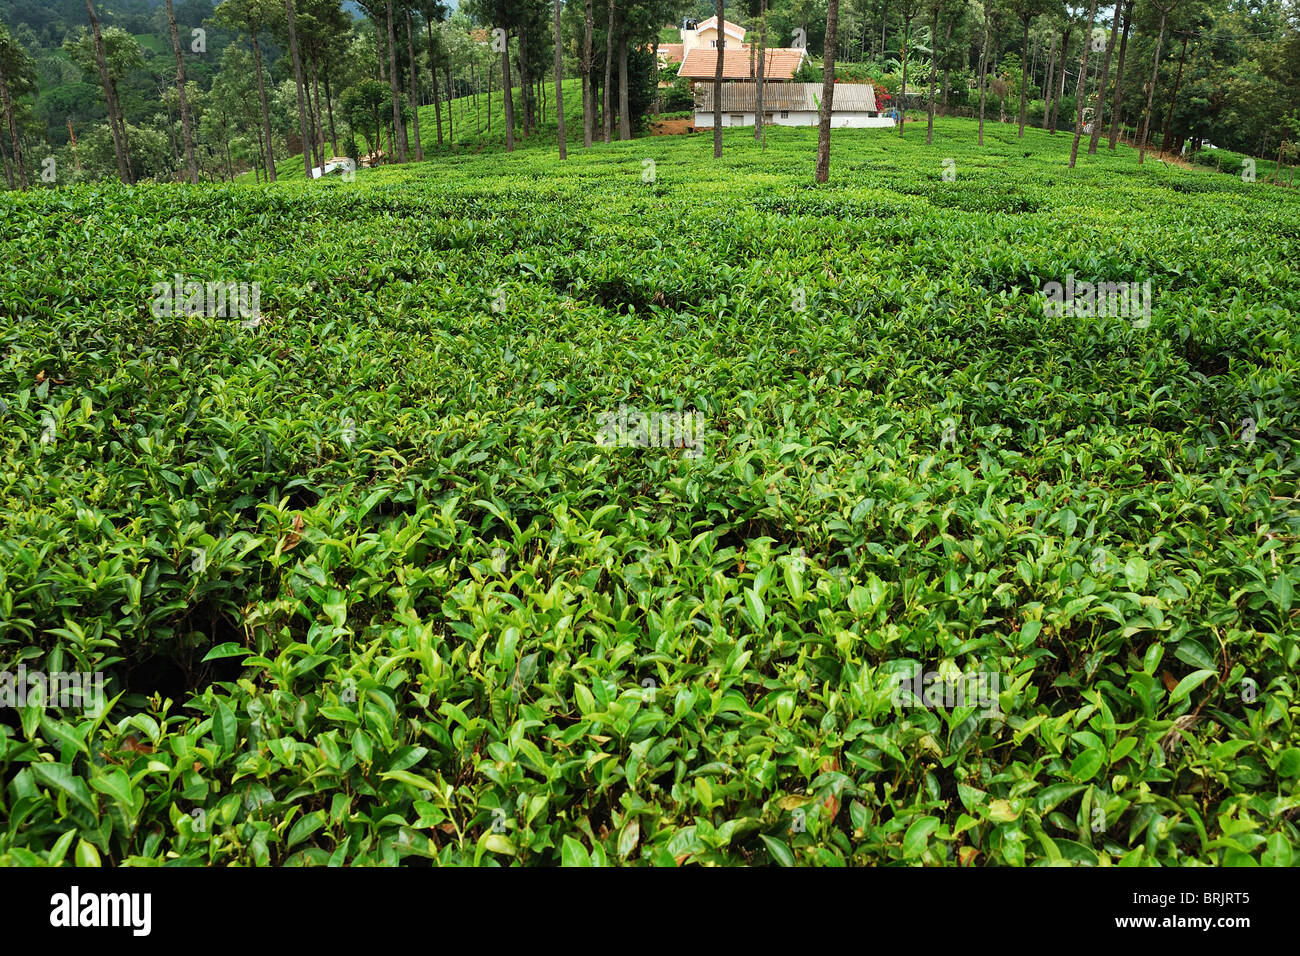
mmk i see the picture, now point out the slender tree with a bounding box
[1047,17,1075,134]
[1160,28,1189,152]
[418,1,446,147]
[1107,0,1133,149]
[216,0,276,180]
[713,0,724,158]
[405,5,423,160]
[1138,0,1180,162]
[1068,0,1097,166]
[554,0,567,158]
[816,0,839,181]
[754,0,767,144]
[1012,0,1048,137]
[977,1,991,145]
[1087,0,1121,153]
[444,29,453,145]
[582,0,594,146]
[84,0,131,183]
[0,25,34,190]
[503,18,516,150]
[925,0,956,145]
[386,2,408,161]
[283,0,313,176]
[898,0,919,137]
[165,0,199,182]
[604,1,614,143]
[617,23,630,139]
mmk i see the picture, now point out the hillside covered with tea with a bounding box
[2,118,1298,866]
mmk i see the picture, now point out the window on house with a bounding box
[780,110,789,118]
[730,114,744,124]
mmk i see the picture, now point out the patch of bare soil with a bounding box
[649,118,696,135]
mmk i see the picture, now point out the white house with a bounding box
[310,158,356,178]
[682,16,747,54]
[693,82,895,128]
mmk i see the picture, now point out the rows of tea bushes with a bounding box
[1,119,1298,865]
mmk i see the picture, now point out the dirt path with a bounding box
[649,117,696,135]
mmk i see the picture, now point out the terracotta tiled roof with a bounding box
[695,82,878,113]
[658,43,685,64]
[678,47,805,81]
[694,17,747,39]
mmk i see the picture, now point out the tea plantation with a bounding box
[2,119,1298,866]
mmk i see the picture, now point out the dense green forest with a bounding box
[0,0,1297,187]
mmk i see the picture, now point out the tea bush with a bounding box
[1,118,1297,866]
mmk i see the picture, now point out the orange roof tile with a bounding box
[678,47,805,81]
[658,43,685,64]
[695,17,747,39]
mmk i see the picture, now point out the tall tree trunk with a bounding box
[935,12,953,123]
[0,133,13,190]
[113,77,135,179]
[977,8,990,145]
[1043,31,1055,101]
[926,5,940,144]
[427,20,443,147]
[310,57,326,161]
[899,12,910,137]
[251,28,276,181]
[1017,19,1029,137]
[324,64,338,155]
[406,9,423,161]
[1138,9,1166,164]
[85,0,131,183]
[713,0,724,158]
[1069,0,1098,166]
[162,85,180,164]
[519,30,531,136]
[617,31,630,140]
[582,0,594,147]
[1049,26,1072,133]
[165,0,198,183]
[502,28,516,151]
[387,2,407,162]
[284,0,312,177]
[0,70,25,190]
[445,48,453,146]
[554,0,567,159]
[1088,0,1121,153]
[1161,31,1188,152]
[604,2,614,144]
[754,0,766,143]
[816,0,839,181]
[1108,0,1134,149]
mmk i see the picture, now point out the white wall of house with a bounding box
[693,110,896,128]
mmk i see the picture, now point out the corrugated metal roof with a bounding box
[694,82,878,113]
